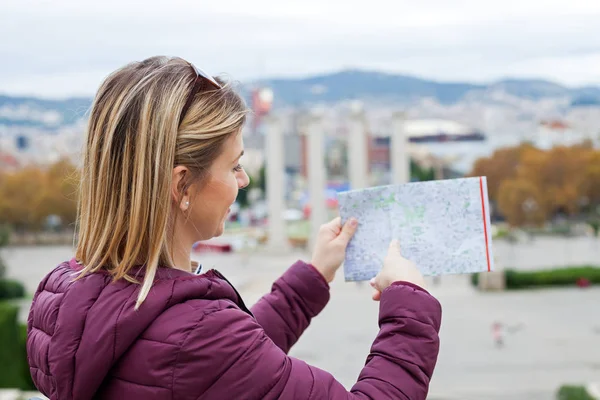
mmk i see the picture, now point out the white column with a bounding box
[306,113,327,250]
[391,111,410,185]
[348,110,369,190]
[265,115,289,252]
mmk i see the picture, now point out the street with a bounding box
[4,245,600,400]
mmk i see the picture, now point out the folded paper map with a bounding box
[338,176,494,281]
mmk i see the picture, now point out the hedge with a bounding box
[0,224,10,247]
[0,257,6,279]
[505,267,600,289]
[0,279,26,300]
[19,322,35,391]
[557,385,596,400]
[471,266,600,290]
[0,302,35,390]
[471,272,479,287]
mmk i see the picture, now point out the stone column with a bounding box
[348,110,369,190]
[391,111,410,185]
[306,113,327,250]
[478,256,505,292]
[265,115,289,252]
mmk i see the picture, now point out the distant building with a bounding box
[535,119,591,149]
[540,119,569,130]
[399,119,485,143]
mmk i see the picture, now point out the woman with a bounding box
[26,56,442,400]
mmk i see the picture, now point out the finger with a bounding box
[370,276,384,292]
[325,216,341,228]
[372,290,381,301]
[322,216,342,234]
[387,238,401,256]
[336,217,358,244]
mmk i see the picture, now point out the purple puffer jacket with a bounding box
[27,258,442,400]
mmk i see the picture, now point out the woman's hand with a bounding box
[311,217,358,283]
[370,239,426,300]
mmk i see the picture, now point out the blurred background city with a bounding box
[1,1,599,399]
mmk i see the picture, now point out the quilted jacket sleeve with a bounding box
[250,261,330,353]
[173,282,442,400]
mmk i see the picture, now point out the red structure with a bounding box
[540,119,570,130]
[250,87,273,133]
[0,151,19,170]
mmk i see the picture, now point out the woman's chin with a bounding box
[213,222,225,238]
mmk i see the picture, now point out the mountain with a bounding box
[257,70,600,106]
[2,70,600,128]
[0,95,90,128]
[256,69,484,105]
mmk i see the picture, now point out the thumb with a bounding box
[336,217,358,244]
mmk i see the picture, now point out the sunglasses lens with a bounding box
[192,64,220,89]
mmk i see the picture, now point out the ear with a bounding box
[171,166,190,211]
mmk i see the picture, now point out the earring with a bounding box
[185,201,189,207]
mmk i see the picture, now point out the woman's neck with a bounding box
[171,244,193,272]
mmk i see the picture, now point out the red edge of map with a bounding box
[479,177,491,272]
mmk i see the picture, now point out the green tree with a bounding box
[258,164,266,193]
[410,160,434,181]
[0,225,9,278]
[236,164,266,209]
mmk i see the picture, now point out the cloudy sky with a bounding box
[2,0,600,98]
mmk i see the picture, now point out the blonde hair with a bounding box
[75,56,248,309]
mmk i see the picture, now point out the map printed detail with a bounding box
[338,177,494,281]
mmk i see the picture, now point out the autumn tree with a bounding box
[469,143,538,203]
[581,150,600,208]
[472,143,600,227]
[497,179,548,226]
[35,159,80,228]
[0,166,46,231]
[0,159,80,231]
[518,146,593,216]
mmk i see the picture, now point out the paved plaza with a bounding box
[3,241,600,400]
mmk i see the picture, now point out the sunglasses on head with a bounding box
[179,62,221,126]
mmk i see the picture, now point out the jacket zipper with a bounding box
[210,269,255,318]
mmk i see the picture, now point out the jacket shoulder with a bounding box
[141,297,238,344]
[99,289,247,398]
[170,303,287,399]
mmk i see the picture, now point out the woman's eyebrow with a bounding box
[232,150,244,163]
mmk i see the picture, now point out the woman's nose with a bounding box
[239,170,250,189]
